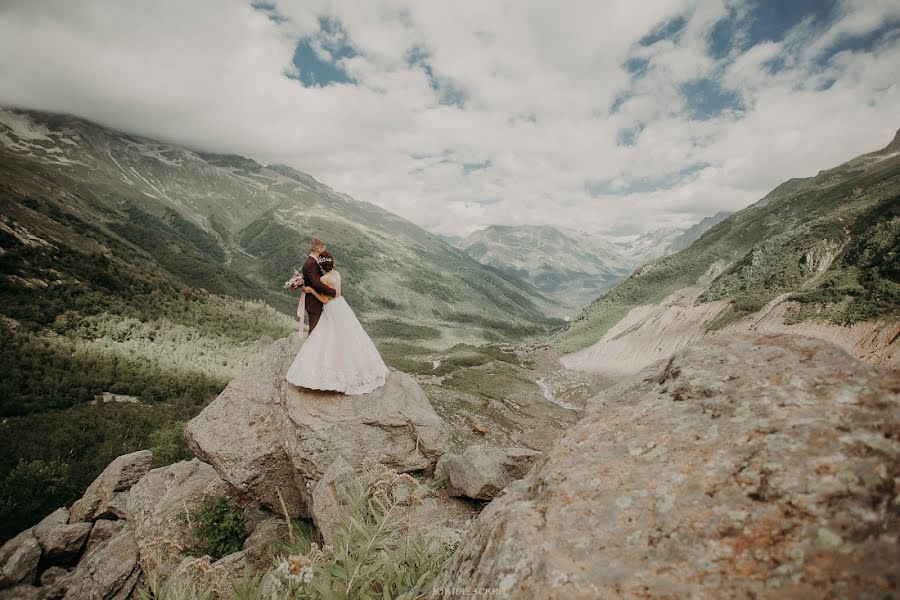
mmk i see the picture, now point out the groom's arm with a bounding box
[303,260,337,297]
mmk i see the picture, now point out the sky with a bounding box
[0,0,898,237]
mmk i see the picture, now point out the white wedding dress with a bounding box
[285,270,390,395]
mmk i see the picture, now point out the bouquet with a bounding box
[284,270,305,292]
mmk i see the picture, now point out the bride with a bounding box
[285,251,390,395]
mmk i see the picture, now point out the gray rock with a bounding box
[40,566,71,600]
[0,584,42,600]
[170,542,279,599]
[81,520,125,559]
[432,333,900,599]
[39,566,69,587]
[184,334,450,518]
[33,507,92,564]
[62,523,139,600]
[435,445,541,500]
[0,529,40,589]
[69,451,152,522]
[310,456,358,543]
[241,516,285,552]
[126,459,230,573]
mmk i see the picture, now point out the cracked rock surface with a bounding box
[432,333,900,599]
[184,333,450,517]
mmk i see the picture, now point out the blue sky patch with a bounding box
[680,78,744,120]
[708,0,838,59]
[463,160,491,174]
[406,46,467,107]
[616,124,643,147]
[251,2,286,25]
[639,15,688,47]
[288,17,357,87]
[586,163,710,197]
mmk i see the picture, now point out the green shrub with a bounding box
[182,495,247,560]
[234,463,455,599]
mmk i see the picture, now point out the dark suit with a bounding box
[302,255,336,333]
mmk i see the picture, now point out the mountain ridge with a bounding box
[457,213,730,308]
[556,128,900,372]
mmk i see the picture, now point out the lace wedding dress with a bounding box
[285,270,390,395]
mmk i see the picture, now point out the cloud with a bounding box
[0,0,897,237]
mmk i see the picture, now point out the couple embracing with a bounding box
[285,238,390,396]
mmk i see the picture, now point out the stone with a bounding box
[39,566,69,587]
[125,459,230,573]
[184,334,450,517]
[241,516,286,553]
[82,519,125,559]
[432,333,900,599]
[69,450,152,522]
[40,566,72,600]
[33,507,92,564]
[62,523,139,600]
[0,529,40,589]
[435,445,541,500]
[310,456,358,543]
[0,584,42,600]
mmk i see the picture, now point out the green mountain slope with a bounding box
[0,106,561,541]
[556,130,900,354]
[458,225,632,309]
[0,107,560,342]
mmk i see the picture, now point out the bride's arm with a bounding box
[304,287,331,304]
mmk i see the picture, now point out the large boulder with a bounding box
[126,458,230,573]
[435,446,541,500]
[62,523,139,600]
[432,333,900,599]
[69,450,152,522]
[32,507,92,564]
[0,529,40,589]
[184,333,450,517]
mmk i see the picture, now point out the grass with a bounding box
[142,462,454,599]
[181,496,248,560]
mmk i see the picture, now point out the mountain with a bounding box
[457,216,728,308]
[0,106,562,540]
[664,211,732,254]
[557,129,900,373]
[612,226,684,265]
[0,107,561,342]
[458,225,632,308]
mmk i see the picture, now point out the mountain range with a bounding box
[457,213,730,308]
[0,106,561,538]
[557,129,900,373]
[0,107,562,343]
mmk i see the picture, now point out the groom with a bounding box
[302,238,337,333]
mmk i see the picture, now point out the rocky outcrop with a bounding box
[33,508,91,564]
[62,524,139,600]
[126,458,230,573]
[184,333,451,517]
[0,450,156,597]
[0,452,262,599]
[69,450,152,523]
[435,446,541,500]
[434,333,900,599]
[0,530,40,588]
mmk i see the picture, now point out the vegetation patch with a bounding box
[182,495,248,560]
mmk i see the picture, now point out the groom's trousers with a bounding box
[307,310,322,333]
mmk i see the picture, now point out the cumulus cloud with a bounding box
[0,0,897,236]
